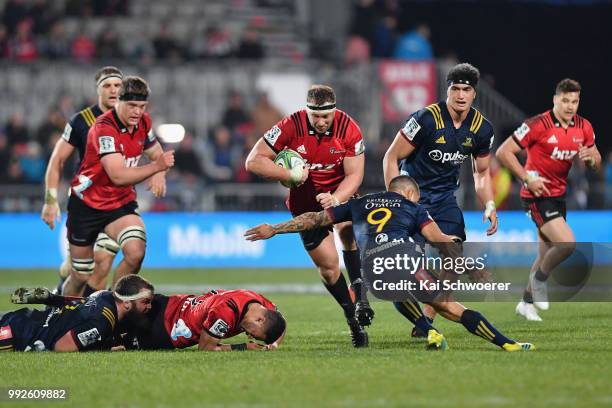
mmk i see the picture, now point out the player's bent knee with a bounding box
[117,226,146,249]
[71,257,94,275]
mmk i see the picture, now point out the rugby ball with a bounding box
[274,149,305,188]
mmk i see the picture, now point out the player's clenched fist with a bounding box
[316,192,340,209]
[155,150,175,171]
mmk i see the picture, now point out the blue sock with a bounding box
[460,309,514,348]
[393,299,437,334]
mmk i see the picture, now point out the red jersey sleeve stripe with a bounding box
[400,130,417,146]
[420,219,433,230]
[512,135,525,149]
[262,137,280,153]
[325,207,336,223]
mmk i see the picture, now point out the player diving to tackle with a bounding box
[382,63,498,336]
[245,85,371,348]
[245,176,534,351]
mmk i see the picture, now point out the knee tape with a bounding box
[117,226,147,248]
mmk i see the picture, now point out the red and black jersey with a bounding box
[512,110,595,199]
[263,109,365,215]
[70,108,156,210]
[162,290,277,349]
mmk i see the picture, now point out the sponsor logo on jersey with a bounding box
[514,123,530,140]
[375,233,389,244]
[171,318,193,341]
[428,150,469,164]
[209,319,230,337]
[547,135,558,144]
[330,147,346,155]
[462,137,473,147]
[545,210,559,218]
[402,118,421,141]
[297,144,306,154]
[435,135,446,144]
[98,136,116,154]
[551,147,577,161]
[124,154,142,168]
[308,163,336,171]
[77,327,101,347]
[264,126,282,146]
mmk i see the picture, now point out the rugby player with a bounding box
[496,78,601,321]
[62,76,174,297]
[120,289,286,351]
[382,63,497,336]
[1,275,154,352]
[245,85,371,347]
[245,176,534,352]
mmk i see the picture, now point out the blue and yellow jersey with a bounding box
[0,291,118,352]
[61,104,103,165]
[398,101,494,203]
[328,191,433,253]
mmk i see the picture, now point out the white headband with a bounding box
[113,289,152,302]
[97,74,123,87]
[306,103,336,115]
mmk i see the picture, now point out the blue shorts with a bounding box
[414,192,466,243]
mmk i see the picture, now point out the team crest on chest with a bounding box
[462,137,473,147]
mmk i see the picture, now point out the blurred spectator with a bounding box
[236,29,265,60]
[250,91,283,139]
[96,28,123,59]
[8,18,38,62]
[40,21,69,59]
[221,91,252,132]
[152,23,183,62]
[2,0,28,34]
[93,0,129,16]
[191,26,233,59]
[172,132,204,180]
[30,0,57,34]
[5,113,30,146]
[201,126,241,183]
[0,24,9,58]
[18,141,46,183]
[371,14,397,58]
[36,108,65,147]
[65,0,94,17]
[0,134,11,183]
[344,35,370,66]
[70,31,96,62]
[350,0,378,45]
[6,158,25,184]
[393,23,433,60]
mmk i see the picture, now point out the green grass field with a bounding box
[1,269,611,408]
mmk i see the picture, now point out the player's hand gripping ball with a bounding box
[274,149,306,188]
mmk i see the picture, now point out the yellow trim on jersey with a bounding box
[81,108,96,127]
[470,109,484,134]
[0,344,14,350]
[435,135,446,144]
[425,104,444,130]
[102,307,116,329]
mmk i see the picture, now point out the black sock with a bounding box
[343,249,367,303]
[460,309,514,348]
[323,274,355,319]
[534,267,548,282]
[393,299,437,334]
[82,284,97,297]
[523,290,534,303]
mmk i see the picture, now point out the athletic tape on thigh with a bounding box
[72,257,95,275]
[94,232,120,255]
[117,226,147,248]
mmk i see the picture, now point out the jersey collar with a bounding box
[306,112,334,137]
[91,104,103,117]
[549,110,575,127]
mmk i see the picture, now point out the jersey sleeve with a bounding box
[92,124,121,158]
[583,119,595,148]
[143,114,157,150]
[327,200,352,224]
[416,205,434,230]
[68,311,115,351]
[512,116,544,149]
[262,116,295,153]
[399,108,433,147]
[344,120,365,157]
[61,113,84,147]
[202,306,235,339]
[474,121,495,157]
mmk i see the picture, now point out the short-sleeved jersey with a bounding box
[328,191,433,253]
[70,108,156,210]
[512,110,595,198]
[263,109,365,215]
[398,101,494,203]
[162,290,277,349]
[61,104,103,165]
[0,291,118,351]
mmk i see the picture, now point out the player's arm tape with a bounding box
[484,200,496,218]
[230,343,248,351]
[45,188,58,204]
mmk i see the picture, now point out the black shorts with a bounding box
[66,196,139,247]
[521,196,567,228]
[299,226,334,251]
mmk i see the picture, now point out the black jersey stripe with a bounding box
[338,112,349,139]
[291,113,302,137]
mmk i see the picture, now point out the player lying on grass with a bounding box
[119,289,286,351]
[1,275,153,352]
[245,175,534,352]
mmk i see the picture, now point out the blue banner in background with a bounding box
[0,211,611,268]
